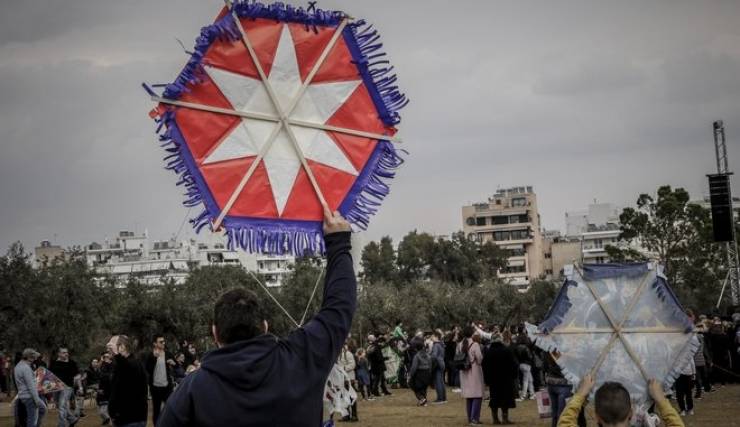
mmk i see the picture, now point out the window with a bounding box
[544,252,552,259]
[475,217,486,226]
[494,231,510,241]
[495,199,502,205]
[509,215,519,224]
[511,197,527,207]
[502,265,526,274]
[546,269,553,275]
[493,216,509,225]
[510,229,529,240]
[507,248,526,257]
[594,239,603,248]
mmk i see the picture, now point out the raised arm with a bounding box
[473,324,492,341]
[287,210,357,369]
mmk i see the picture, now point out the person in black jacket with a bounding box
[367,336,391,397]
[482,334,519,425]
[48,347,80,427]
[157,209,356,427]
[97,352,114,425]
[144,334,175,426]
[107,335,148,427]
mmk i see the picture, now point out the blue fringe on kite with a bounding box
[538,279,578,334]
[225,222,325,257]
[231,1,344,29]
[581,262,649,280]
[343,141,405,230]
[345,20,409,126]
[663,334,701,392]
[651,275,695,333]
[151,109,212,236]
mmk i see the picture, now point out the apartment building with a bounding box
[566,203,624,264]
[541,231,581,279]
[462,186,543,291]
[38,230,294,287]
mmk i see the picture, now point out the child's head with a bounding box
[594,382,632,426]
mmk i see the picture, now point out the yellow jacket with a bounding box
[556,393,684,427]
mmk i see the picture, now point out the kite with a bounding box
[35,367,67,395]
[527,263,699,423]
[322,363,357,425]
[145,1,407,255]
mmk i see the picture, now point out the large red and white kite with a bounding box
[146,2,407,255]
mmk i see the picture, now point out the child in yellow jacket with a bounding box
[557,374,684,427]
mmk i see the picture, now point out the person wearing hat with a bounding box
[14,348,47,427]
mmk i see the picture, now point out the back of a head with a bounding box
[595,382,632,426]
[462,325,474,339]
[214,288,264,345]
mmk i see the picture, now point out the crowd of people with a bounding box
[3,337,203,427]
[2,312,740,426]
[2,314,740,427]
[2,211,740,427]
[331,310,740,426]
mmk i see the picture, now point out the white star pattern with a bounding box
[202,24,361,215]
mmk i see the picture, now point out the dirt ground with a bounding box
[2,385,739,426]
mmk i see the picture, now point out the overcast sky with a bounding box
[1,0,740,252]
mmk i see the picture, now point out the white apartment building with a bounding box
[565,203,622,264]
[462,186,543,291]
[73,230,294,286]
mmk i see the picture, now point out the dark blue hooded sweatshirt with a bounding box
[157,232,356,427]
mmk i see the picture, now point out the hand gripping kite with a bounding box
[145,1,407,255]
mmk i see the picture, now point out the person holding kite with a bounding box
[557,374,684,427]
[13,348,47,427]
[157,209,356,426]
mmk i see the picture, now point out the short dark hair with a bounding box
[153,334,165,344]
[213,288,264,345]
[595,382,632,424]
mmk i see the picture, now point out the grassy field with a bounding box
[2,385,740,426]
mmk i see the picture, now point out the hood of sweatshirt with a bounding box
[199,334,282,392]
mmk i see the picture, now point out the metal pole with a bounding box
[713,120,740,306]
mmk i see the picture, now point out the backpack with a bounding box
[452,346,471,371]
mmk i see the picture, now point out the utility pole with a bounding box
[712,120,740,306]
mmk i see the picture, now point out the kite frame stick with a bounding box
[151,96,403,144]
[590,332,619,376]
[152,95,403,143]
[213,3,350,229]
[151,96,279,122]
[575,265,651,382]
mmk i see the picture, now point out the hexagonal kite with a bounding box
[144,1,407,255]
[527,263,699,411]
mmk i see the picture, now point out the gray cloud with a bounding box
[1,0,739,252]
